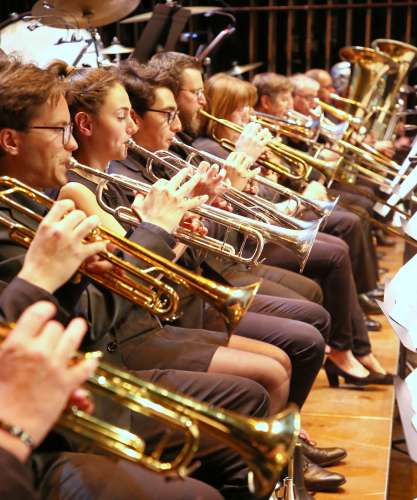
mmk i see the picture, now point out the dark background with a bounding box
[1,1,417,79]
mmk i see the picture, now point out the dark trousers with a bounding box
[303,207,378,293]
[241,295,326,408]
[204,292,327,408]
[261,233,372,356]
[37,370,271,500]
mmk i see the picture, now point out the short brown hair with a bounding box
[48,61,120,117]
[148,51,202,95]
[202,73,257,137]
[0,58,63,131]
[118,59,176,115]
[251,73,293,105]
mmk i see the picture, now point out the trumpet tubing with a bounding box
[172,137,338,220]
[0,321,300,496]
[0,176,259,335]
[199,109,308,180]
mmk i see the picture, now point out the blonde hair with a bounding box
[202,73,257,137]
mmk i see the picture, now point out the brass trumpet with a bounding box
[199,109,310,180]
[171,136,338,223]
[69,156,265,267]
[70,150,319,272]
[0,321,300,496]
[0,176,259,334]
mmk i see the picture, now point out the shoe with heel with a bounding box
[323,358,393,387]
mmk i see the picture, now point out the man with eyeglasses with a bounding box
[0,57,284,500]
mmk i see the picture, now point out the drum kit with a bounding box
[0,0,262,73]
[0,0,140,68]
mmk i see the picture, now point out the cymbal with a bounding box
[32,0,141,29]
[121,6,220,24]
[227,61,263,76]
[102,37,134,55]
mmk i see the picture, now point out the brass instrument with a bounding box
[199,109,310,180]
[254,110,322,143]
[371,39,417,139]
[199,108,342,182]
[171,136,339,222]
[339,46,398,120]
[0,176,259,334]
[0,321,300,496]
[70,154,319,273]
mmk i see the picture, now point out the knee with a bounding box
[293,323,326,362]
[308,279,324,304]
[258,357,291,391]
[238,378,271,418]
[309,304,331,342]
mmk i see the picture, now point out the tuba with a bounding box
[339,46,398,121]
[0,321,300,497]
[0,176,259,334]
[371,39,417,139]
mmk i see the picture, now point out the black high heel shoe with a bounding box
[323,358,393,387]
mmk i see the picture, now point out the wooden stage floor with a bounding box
[302,239,417,499]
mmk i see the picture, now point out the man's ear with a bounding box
[260,94,272,113]
[74,111,93,136]
[0,128,21,156]
[130,109,142,129]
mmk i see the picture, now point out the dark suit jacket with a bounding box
[0,448,37,500]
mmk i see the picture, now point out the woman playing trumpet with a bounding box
[50,62,295,417]
[195,72,392,386]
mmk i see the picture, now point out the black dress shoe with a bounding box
[359,293,383,315]
[323,358,394,387]
[365,317,382,331]
[303,454,346,492]
[300,438,347,467]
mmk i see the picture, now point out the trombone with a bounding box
[0,176,259,334]
[0,321,300,497]
[70,151,320,272]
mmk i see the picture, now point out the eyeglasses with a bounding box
[27,122,74,146]
[147,108,180,126]
[179,87,205,99]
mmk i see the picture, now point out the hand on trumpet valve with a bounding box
[17,199,110,294]
[180,213,208,236]
[225,151,260,190]
[235,122,273,163]
[191,161,230,202]
[0,302,98,458]
[131,168,209,234]
[210,196,234,212]
[243,179,259,196]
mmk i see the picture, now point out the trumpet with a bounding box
[0,176,259,334]
[0,321,300,496]
[73,146,319,273]
[69,156,265,267]
[200,108,342,183]
[254,110,322,143]
[199,109,309,180]
[170,136,338,223]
